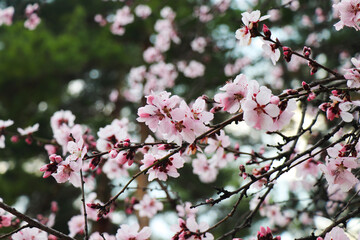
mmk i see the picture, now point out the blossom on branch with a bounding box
[333,0,360,31]
[133,194,163,218]
[235,10,270,45]
[116,223,151,240]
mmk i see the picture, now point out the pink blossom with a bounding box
[103,154,131,179]
[24,13,41,30]
[143,47,163,63]
[257,226,280,240]
[52,157,82,187]
[54,124,84,155]
[0,7,14,26]
[67,138,87,162]
[25,3,39,17]
[133,194,163,218]
[270,98,297,131]
[191,37,207,53]
[94,14,107,26]
[262,41,281,65]
[214,73,249,113]
[243,83,280,131]
[192,153,218,183]
[216,0,231,13]
[224,58,251,76]
[344,57,360,87]
[0,119,14,149]
[319,96,360,122]
[89,232,116,240]
[235,10,270,45]
[0,209,11,228]
[176,202,198,218]
[50,110,75,132]
[194,5,213,23]
[68,215,84,237]
[323,226,350,240]
[12,228,48,240]
[140,152,184,181]
[186,217,214,240]
[114,6,134,26]
[333,0,360,31]
[17,123,39,136]
[135,5,152,19]
[205,130,230,159]
[160,6,176,20]
[115,223,151,240]
[40,154,63,178]
[319,156,359,192]
[179,60,206,79]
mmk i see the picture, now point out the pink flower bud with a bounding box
[302,81,310,91]
[11,135,19,143]
[262,24,271,39]
[51,201,58,212]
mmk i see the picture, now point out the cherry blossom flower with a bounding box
[0,208,11,228]
[94,14,107,26]
[50,110,75,132]
[12,228,48,240]
[270,98,297,131]
[317,226,350,240]
[115,223,151,240]
[257,226,281,240]
[134,194,163,218]
[262,40,281,65]
[235,10,270,45]
[68,215,84,237]
[214,73,249,113]
[135,5,152,19]
[0,6,14,26]
[194,5,213,23]
[172,217,214,240]
[192,153,218,183]
[344,57,360,87]
[319,156,359,192]
[204,130,230,159]
[54,124,84,155]
[89,232,116,240]
[143,47,163,63]
[140,152,184,181]
[17,123,39,136]
[176,202,198,218]
[333,0,360,31]
[67,138,87,162]
[243,83,280,131]
[110,6,134,35]
[319,95,360,122]
[40,154,63,178]
[102,157,131,179]
[0,119,14,148]
[52,157,82,187]
[179,60,206,79]
[24,13,41,30]
[191,37,207,53]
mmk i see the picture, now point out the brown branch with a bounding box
[0,201,75,240]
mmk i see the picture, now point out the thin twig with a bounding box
[0,201,75,240]
[80,170,89,240]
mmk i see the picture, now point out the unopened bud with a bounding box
[302,81,310,91]
[282,47,292,62]
[262,24,271,39]
[303,46,311,58]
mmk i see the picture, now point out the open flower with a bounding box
[235,10,270,45]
